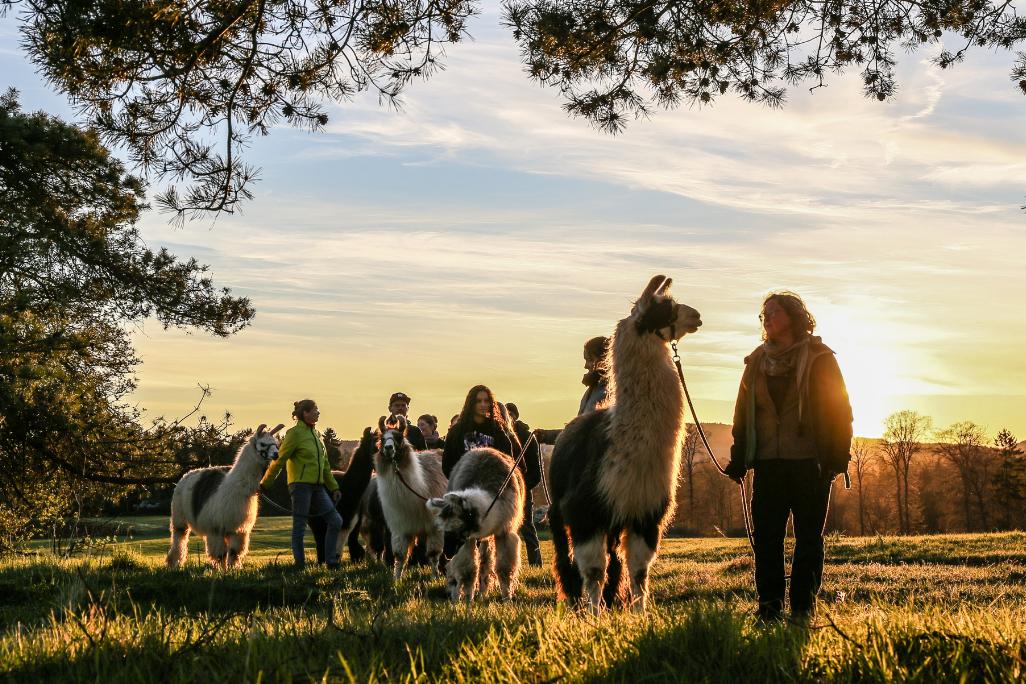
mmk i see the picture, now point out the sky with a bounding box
[3,6,1026,440]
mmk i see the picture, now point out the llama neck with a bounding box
[226,443,265,488]
[608,320,685,437]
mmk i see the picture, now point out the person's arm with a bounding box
[321,444,339,493]
[407,426,427,451]
[442,430,461,478]
[726,364,752,481]
[260,427,295,489]
[811,353,854,475]
[520,425,542,489]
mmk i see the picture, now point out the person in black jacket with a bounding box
[388,391,427,450]
[442,385,519,476]
[724,291,853,623]
[504,402,543,567]
[442,385,521,560]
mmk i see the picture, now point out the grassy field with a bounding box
[2,519,1026,683]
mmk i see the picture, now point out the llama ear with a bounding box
[426,497,445,512]
[256,423,267,437]
[378,415,387,432]
[655,277,672,296]
[363,426,374,440]
[269,423,285,436]
[640,275,667,302]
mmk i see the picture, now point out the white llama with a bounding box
[374,415,447,577]
[427,447,526,603]
[548,275,702,613]
[166,424,283,569]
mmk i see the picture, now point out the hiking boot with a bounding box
[755,605,784,624]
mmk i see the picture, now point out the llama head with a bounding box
[355,426,378,462]
[251,423,284,463]
[426,492,480,535]
[377,414,410,464]
[631,274,702,341]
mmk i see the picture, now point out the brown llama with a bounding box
[548,275,702,613]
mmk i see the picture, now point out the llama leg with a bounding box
[226,531,250,569]
[391,532,413,578]
[205,535,229,570]
[166,524,190,568]
[477,539,495,598]
[603,531,626,609]
[574,534,608,615]
[495,531,522,601]
[625,526,660,613]
[450,541,479,604]
[425,530,444,576]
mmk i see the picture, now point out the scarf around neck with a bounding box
[759,335,821,422]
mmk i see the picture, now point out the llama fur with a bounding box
[374,416,447,576]
[328,426,377,562]
[166,424,282,570]
[427,447,526,603]
[549,275,702,612]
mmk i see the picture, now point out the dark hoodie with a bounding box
[442,418,519,478]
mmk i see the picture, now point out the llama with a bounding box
[166,424,283,570]
[549,275,702,613]
[374,415,447,576]
[331,426,377,562]
[427,447,525,603]
[359,476,393,564]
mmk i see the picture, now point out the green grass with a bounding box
[3,522,1026,682]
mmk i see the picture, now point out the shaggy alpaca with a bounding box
[427,447,525,603]
[549,275,702,613]
[374,415,447,576]
[166,424,283,569]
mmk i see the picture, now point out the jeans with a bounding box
[521,491,542,567]
[288,483,342,567]
[751,459,833,614]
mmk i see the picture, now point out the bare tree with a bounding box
[936,421,993,531]
[680,423,701,530]
[850,437,875,536]
[880,410,932,534]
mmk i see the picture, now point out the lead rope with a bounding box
[481,431,535,520]
[671,340,757,554]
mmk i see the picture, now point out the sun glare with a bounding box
[814,304,907,438]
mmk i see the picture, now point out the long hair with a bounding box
[761,291,816,342]
[452,385,501,437]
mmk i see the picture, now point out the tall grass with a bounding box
[2,523,1026,682]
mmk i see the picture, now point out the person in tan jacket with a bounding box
[725,292,853,623]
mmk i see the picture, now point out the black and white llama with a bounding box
[549,275,702,612]
[427,447,526,603]
[374,415,447,576]
[167,424,283,569]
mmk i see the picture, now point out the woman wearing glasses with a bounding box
[725,292,853,623]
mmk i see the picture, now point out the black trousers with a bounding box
[751,458,833,613]
[521,491,542,567]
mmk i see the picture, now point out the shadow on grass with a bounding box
[582,607,810,684]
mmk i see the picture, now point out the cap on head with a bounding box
[389,392,411,405]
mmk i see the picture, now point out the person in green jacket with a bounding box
[261,399,343,569]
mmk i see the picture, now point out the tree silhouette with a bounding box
[0,92,253,546]
[505,0,1026,133]
[15,0,475,219]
